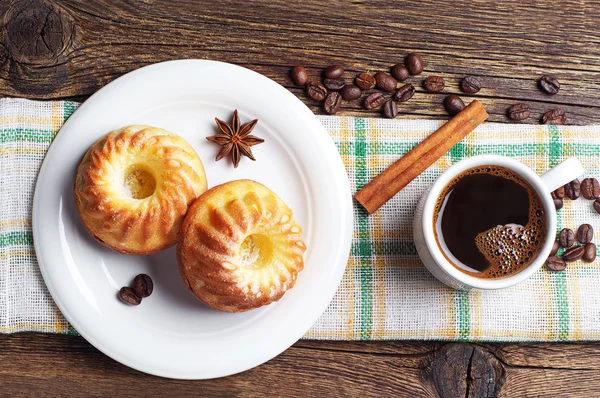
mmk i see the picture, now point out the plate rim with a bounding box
[32,59,353,379]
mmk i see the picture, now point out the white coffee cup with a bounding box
[413,155,584,290]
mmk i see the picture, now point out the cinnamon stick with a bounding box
[355,100,488,214]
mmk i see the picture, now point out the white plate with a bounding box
[33,60,353,379]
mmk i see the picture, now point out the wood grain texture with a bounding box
[0,0,599,123]
[2,0,600,396]
[2,334,600,397]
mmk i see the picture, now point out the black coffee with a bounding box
[433,166,547,279]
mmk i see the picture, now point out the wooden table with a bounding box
[1,1,600,396]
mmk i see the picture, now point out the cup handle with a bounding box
[540,157,585,192]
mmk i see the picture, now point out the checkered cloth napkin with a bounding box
[3,98,600,341]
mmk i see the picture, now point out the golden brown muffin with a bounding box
[74,125,207,254]
[177,180,306,312]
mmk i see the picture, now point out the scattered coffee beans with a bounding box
[355,73,376,90]
[542,108,566,125]
[553,197,564,210]
[324,92,342,115]
[559,228,575,247]
[340,84,362,100]
[405,53,424,75]
[564,179,581,200]
[550,240,560,256]
[595,199,600,215]
[577,224,594,244]
[323,78,345,91]
[423,76,445,92]
[507,103,531,121]
[306,81,327,101]
[364,92,385,110]
[460,76,481,93]
[583,243,597,263]
[290,65,308,86]
[375,72,398,92]
[132,274,154,298]
[539,75,560,95]
[581,178,600,200]
[443,95,465,115]
[324,64,344,79]
[553,186,566,199]
[382,100,398,118]
[391,64,410,82]
[119,287,141,306]
[563,246,585,262]
[546,256,567,271]
[393,84,415,102]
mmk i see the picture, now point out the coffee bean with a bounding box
[132,274,153,298]
[563,246,585,262]
[546,256,567,271]
[559,228,575,248]
[564,179,581,200]
[583,243,597,263]
[595,199,600,215]
[119,287,141,306]
[553,197,564,210]
[542,108,566,125]
[581,178,600,200]
[375,72,398,92]
[550,240,560,256]
[364,92,385,110]
[390,64,410,82]
[355,73,376,90]
[382,100,398,118]
[393,84,415,102]
[577,224,594,244]
[290,65,308,86]
[323,92,342,115]
[405,53,424,75]
[539,75,560,95]
[423,76,445,92]
[323,78,345,91]
[340,84,362,100]
[507,103,531,121]
[553,186,565,199]
[460,76,481,93]
[324,65,344,79]
[306,81,327,101]
[443,94,465,116]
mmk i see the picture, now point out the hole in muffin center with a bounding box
[239,234,274,269]
[124,165,157,199]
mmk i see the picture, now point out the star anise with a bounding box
[206,110,264,168]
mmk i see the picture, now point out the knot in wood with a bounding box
[421,343,506,398]
[3,0,73,65]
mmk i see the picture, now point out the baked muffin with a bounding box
[177,180,306,312]
[74,125,207,254]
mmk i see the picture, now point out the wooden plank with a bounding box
[0,0,599,124]
[0,334,434,397]
[3,334,600,397]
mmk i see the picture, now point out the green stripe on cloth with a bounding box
[0,128,55,143]
[337,142,600,157]
[353,241,417,257]
[0,232,33,247]
[354,118,373,340]
[456,291,471,341]
[63,102,76,121]
[549,125,570,341]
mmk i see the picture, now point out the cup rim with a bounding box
[422,155,557,289]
